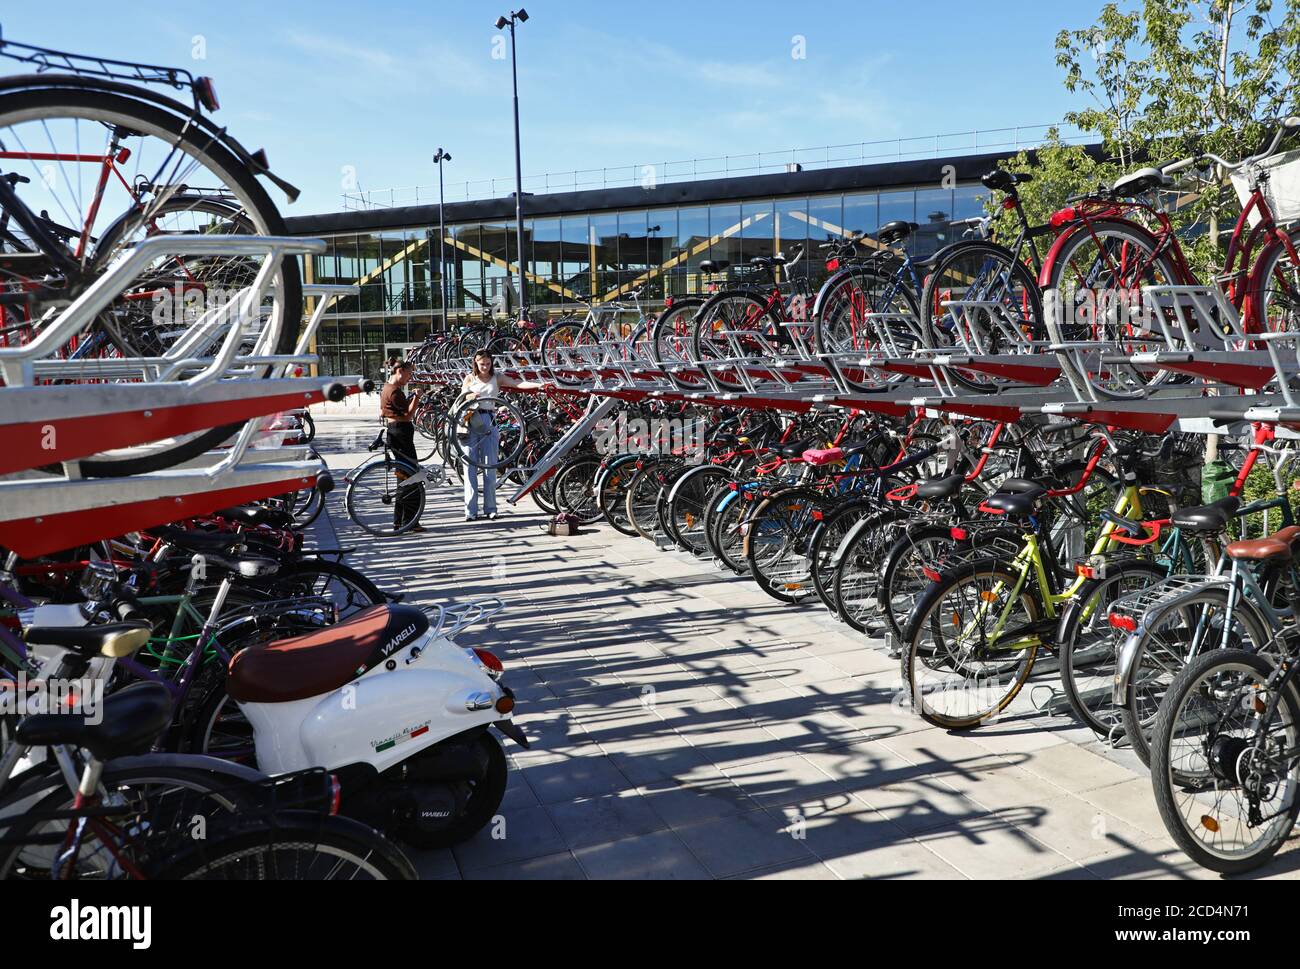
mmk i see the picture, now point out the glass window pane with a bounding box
[842,193,877,241]
[589,212,618,299]
[709,202,743,277]
[807,194,844,243]
[675,205,709,294]
[741,200,774,263]
[560,215,589,303]
[915,187,955,256]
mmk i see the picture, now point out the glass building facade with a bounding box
[300,180,989,377]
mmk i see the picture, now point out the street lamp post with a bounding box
[495,8,529,319]
[433,148,451,332]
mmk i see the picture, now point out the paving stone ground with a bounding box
[311,401,1300,880]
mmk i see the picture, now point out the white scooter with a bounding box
[221,596,526,848]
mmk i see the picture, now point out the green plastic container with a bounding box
[1201,460,1236,505]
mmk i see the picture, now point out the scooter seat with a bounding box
[227,604,430,704]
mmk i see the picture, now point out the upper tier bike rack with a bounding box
[0,242,367,478]
[0,253,365,554]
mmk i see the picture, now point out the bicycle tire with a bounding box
[0,88,301,477]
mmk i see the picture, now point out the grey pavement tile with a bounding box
[451,804,567,872]
[546,791,667,850]
[573,830,711,880]
[674,808,817,878]
[638,774,761,827]
[463,852,587,880]
[518,752,636,804]
[721,753,850,811]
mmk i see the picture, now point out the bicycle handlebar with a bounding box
[1162,116,1300,178]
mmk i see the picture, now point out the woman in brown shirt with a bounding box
[380,360,424,533]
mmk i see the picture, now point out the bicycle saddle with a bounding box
[876,221,919,246]
[24,621,152,659]
[154,525,242,554]
[698,260,731,274]
[981,169,1033,192]
[981,484,1048,518]
[915,472,967,501]
[216,505,295,529]
[15,681,172,761]
[1225,525,1300,562]
[803,447,843,466]
[775,439,815,459]
[1171,496,1241,534]
[1110,167,1172,197]
[227,604,430,704]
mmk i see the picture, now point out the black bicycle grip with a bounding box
[1208,408,1248,426]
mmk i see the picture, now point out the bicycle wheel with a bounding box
[1121,585,1273,768]
[0,88,302,477]
[809,498,877,613]
[1150,649,1300,875]
[156,811,418,880]
[555,454,604,524]
[598,454,645,536]
[743,487,826,604]
[877,523,1023,645]
[1039,219,1182,396]
[0,764,254,879]
[1252,229,1300,334]
[903,559,1043,729]
[650,298,709,391]
[449,397,527,471]
[625,461,669,540]
[706,485,757,574]
[919,241,1043,374]
[812,269,923,392]
[344,459,426,537]
[265,559,385,620]
[667,464,733,554]
[832,509,907,633]
[692,291,781,391]
[1055,559,1169,738]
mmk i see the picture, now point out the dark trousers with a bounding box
[386,421,421,529]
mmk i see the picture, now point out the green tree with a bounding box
[994,1,1300,275]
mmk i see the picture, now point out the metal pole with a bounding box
[438,160,448,332]
[510,21,528,317]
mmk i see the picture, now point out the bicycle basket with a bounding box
[1233,149,1300,227]
[1132,432,1205,504]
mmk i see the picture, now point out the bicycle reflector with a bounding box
[1049,206,1077,228]
[195,76,220,112]
[826,258,840,271]
[922,567,942,582]
[1001,197,1017,211]
[1108,613,1137,632]
[949,527,968,541]
[328,775,342,816]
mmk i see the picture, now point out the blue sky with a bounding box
[1,1,1108,214]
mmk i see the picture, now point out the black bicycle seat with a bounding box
[915,472,966,501]
[15,682,172,761]
[1171,496,1241,534]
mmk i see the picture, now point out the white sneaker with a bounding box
[488,512,498,520]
